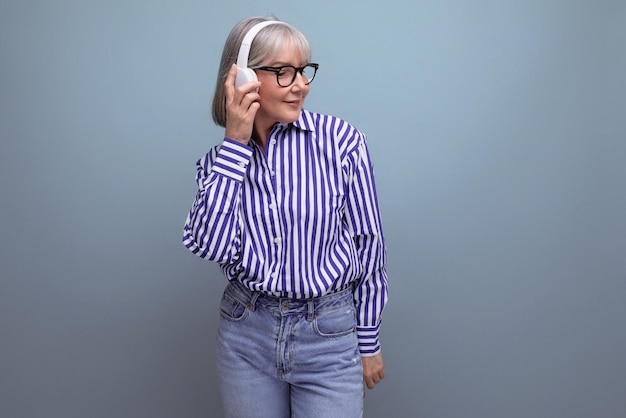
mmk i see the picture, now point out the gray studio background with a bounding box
[1,0,625,417]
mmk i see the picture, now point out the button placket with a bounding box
[264,128,284,290]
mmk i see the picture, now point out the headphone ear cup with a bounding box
[235,67,258,88]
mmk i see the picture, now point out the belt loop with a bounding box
[307,300,316,321]
[247,291,259,311]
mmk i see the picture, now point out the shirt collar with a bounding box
[291,109,314,132]
[267,110,314,137]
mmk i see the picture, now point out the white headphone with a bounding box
[235,20,288,88]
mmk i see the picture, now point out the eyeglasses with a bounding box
[254,63,319,87]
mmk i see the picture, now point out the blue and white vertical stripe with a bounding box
[183,109,388,355]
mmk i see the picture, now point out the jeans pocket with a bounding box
[313,305,357,338]
[219,291,249,322]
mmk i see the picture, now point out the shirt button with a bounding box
[270,139,277,145]
[238,161,247,168]
[271,272,278,279]
[269,203,277,210]
[273,237,282,245]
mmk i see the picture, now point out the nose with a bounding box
[291,71,307,89]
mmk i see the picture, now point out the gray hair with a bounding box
[211,16,312,127]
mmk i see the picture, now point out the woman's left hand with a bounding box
[362,353,385,389]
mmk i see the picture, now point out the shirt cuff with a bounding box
[209,138,253,182]
[357,324,381,356]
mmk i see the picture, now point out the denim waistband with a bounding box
[226,280,355,317]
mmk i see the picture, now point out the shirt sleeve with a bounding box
[182,138,253,263]
[344,134,389,356]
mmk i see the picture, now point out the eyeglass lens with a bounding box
[277,65,316,86]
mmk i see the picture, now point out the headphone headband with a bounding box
[236,20,288,68]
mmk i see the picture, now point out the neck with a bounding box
[252,124,273,152]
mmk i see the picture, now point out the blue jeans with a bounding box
[216,281,364,418]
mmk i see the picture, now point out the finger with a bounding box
[364,371,378,389]
[231,83,261,111]
[241,91,261,111]
[238,81,262,100]
[364,371,384,389]
[244,100,260,121]
[226,63,238,84]
[224,64,237,97]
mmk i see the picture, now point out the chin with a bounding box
[284,109,302,122]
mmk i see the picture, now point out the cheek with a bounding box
[256,90,274,107]
[258,94,279,112]
[258,85,280,100]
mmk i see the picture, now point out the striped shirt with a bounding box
[183,109,388,355]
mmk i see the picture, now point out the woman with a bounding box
[183,16,388,417]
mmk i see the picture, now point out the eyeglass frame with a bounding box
[253,63,319,87]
